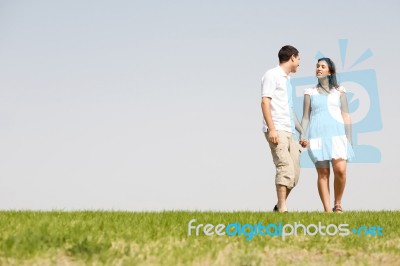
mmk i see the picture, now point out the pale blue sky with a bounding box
[0,0,399,210]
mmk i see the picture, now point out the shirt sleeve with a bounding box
[304,88,314,95]
[261,71,276,98]
[337,85,347,93]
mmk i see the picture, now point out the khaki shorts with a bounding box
[265,130,301,189]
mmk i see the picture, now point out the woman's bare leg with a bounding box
[316,161,331,212]
[332,159,347,210]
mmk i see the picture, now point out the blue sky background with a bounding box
[0,0,399,210]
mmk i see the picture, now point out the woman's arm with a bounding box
[340,93,353,144]
[293,111,303,136]
[300,94,311,142]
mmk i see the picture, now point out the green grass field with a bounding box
[0,211,399,265]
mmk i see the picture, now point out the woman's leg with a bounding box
[332,159,347,210]
[315,161,331,212]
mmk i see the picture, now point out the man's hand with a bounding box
[268,130,279,144]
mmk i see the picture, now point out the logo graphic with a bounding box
[188,219,384,241]
[291,39,382,167]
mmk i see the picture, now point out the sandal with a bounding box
[332,204,343,213]
[273,205,288,213]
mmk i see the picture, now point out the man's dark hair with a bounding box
[278,45,299,63]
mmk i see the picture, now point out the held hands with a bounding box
[299,139,308,148]
[299,134,308,148]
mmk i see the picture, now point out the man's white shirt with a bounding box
[261,65,294,133]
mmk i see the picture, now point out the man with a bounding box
[261,45,303,213]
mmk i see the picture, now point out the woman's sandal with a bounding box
[332,204,343,213]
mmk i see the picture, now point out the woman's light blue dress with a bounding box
[305,86,355,163]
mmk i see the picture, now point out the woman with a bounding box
[300,58,355,213]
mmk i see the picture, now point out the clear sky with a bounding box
[0,0,399,211]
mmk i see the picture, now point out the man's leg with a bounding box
[277,134,300,211]
[276,184,290,212]
[267,131,294,212]
[273,186,291,212]
[289,138,301,187]
[285,188,292,199]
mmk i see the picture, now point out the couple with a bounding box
[261,45,355,213]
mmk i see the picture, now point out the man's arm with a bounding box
[261,97,279,144]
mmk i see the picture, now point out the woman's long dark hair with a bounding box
[318,57,339,89]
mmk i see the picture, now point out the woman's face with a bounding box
[316,60,330,78]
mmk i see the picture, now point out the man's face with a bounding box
[291,54,300,73]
